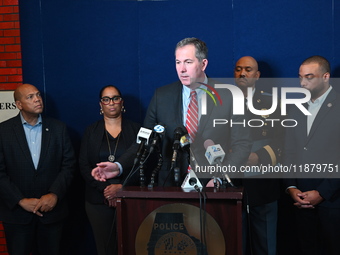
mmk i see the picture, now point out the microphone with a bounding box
[181,168,203,192]
[180,134,191,150]
[204,139,225,165]
[204,139,235,187]
[179,134,199,169]
[148,124,166,154]
[134,127,153,165]
[189,178,200,192]
[171,126,187,167]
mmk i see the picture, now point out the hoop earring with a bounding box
[100,108,103,115]
[122,106,126,113]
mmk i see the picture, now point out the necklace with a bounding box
[105,130,121,162]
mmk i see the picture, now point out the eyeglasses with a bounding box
[100,96,123,105]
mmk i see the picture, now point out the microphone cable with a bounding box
[198,188,208,254]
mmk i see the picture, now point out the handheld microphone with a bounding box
[204,139,235,187]
[134,127,153,165]
[179,134,199,169]
[204,139,225,165]
[136,127,153,144]
[171,126,187,166]
[148,124,166,154]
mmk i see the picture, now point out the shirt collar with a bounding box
[20,113,42,126]
[183,75,208,98]
[308,85,332,106]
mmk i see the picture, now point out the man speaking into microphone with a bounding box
[92,38,252,187]
[143,37,252,186]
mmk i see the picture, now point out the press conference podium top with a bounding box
[116,186,243,200]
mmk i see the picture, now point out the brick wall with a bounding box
[0,0,22,91]
[0,0,21,253]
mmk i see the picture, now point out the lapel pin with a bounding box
[327,103,332,107]
[46,128,49,131]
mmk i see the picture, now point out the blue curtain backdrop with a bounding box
[18,1,340,254]
[19,0,340,138]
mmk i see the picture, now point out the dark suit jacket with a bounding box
[243,89,284,206]
[79,118,140,204]
[0,114,76,224]
[143,80,252,186]
[284,88,340,208]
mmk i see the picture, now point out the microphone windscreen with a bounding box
[204,139,215,149]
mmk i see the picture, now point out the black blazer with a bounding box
[143,80,252,186]
[79,118,140,204]
[0,114,76,224]
[284,88,340,208]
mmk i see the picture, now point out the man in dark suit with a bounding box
[0,84,76,255]
[91,38,251,187]
[144,37,251,186]
[285,56,340,255]
[234,56,283,255]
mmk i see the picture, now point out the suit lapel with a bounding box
[175,81,184,127]
[13,115,36,169]
[306,89,336,143]
[299,103,308,141]
[38,117,51,170]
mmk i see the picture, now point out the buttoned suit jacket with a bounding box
[143,80,252,186]
[284,88,340,208]
[0,114,76,224]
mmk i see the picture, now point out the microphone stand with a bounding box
[148,154,163,188]
[139,149,148,187]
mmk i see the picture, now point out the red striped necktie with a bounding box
[186,90,198,142]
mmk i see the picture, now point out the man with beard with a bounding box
[285,55,340,255]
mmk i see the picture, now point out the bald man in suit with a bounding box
[0,84,76,255]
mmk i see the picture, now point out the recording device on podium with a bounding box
[181,168,203,192]
[204,139,235,188]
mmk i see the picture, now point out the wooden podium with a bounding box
[115,186,243,255]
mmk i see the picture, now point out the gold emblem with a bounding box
[135,203,225,255]
[261,108,269,119]
[154,232,196,254]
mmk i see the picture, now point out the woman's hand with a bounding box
[104,184,123,207]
